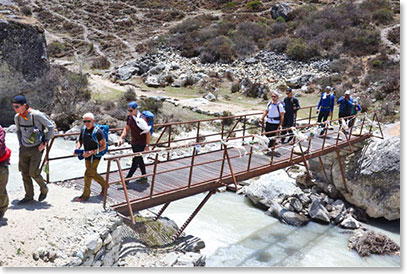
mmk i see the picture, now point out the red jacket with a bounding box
[0,126,11,164]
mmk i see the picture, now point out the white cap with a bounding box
[83,113,95,120]
[345,90,351,95]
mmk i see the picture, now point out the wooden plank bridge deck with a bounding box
[64,132,370,216]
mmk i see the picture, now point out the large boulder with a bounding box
[309,135,400,220]
[308,200,330,224]
[270,3,293,21]
[243,170,299,209]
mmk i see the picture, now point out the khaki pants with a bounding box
[83,159,108,198]
[18,146,48,200]
[0,165,9,215]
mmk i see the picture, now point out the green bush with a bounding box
[343,28,380,56]
[246,0,263,11]
[371,59,382,68]
[269,37,290,53]
[91,56,111,70]
[200,36,236,63]
[20,6,32,16]
[286,38,318,61]
[275,16,286,23]
[372,8,393,25]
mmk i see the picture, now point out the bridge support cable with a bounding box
[171,189,216,241]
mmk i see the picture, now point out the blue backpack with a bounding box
[142,111,154,134]
[81,124,109,157]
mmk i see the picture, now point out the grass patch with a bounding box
[92,86,123,101]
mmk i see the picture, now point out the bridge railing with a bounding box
[102,110,383,224]
[40,104,320,183]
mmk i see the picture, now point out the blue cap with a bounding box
[13,95,27,105]
[128,101,140,110]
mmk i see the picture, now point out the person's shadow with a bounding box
[0,217,8,227]
[118,181,150,193]
[8,199,52,211]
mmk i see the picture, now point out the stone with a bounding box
[145,75,161,87]
[161,252,179,266]
[311,135,400,220]
[280,209,309,226]
[245,57,258,64]
[270,3,293,21]
[265,200,283,219]
[175,235,206,253]
[339,215,360,229]
[116,66,139,81]
[175,252,205,266]
[244,170,298,209]
[288,197,303,212]
[103,250,116,266]
[104,233,113,245]
[204,92,216,102]
[309,200,330,224]
[82,255,94,266]
[148,63,166,75]
[297,193,311,206]
[85,234,103,254]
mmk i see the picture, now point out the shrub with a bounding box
[372,8,393,25]
[360,0,391,12]
[329,59,350,73]
[269,37,290,53]
[20,6,32,16]
[387,26,400,45]
[342,28,380,56]
[371,59,382,68]
[200,36,236,63]
[47,41,70,58]
[275,16,286,23]
[246,0,263,11]
[270,22,287,36]
[91,56,111,70]
[232,34,256,56]
[286,38,318,61]
[236,22,266,43]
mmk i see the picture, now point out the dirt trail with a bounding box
[380,24,400,62]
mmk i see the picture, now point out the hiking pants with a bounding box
[126,145,146,179]
[18,145,48,200]
[282,113,295,143]
[83,159,108,198]
[317,111,330,123]
[265,123,279,148]
[0,165,9,215]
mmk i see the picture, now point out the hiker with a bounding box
[281,87,300,144]
[261,91,285,157]
[337,90,354,127]
[13,95,55,204]
[316,86,335,123]
[74,113,109,202]
[348,98,362,128]
[117,101,151,184]
[0,125,11,221]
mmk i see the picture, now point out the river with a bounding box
[4,132,400,267]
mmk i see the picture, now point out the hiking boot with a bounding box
[18,198,34,205]
[136,177,148,184]
[0,211,4,221]
[38,191,48,202]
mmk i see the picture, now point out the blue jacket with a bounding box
[337,96,354,115]
[317,92,335,112]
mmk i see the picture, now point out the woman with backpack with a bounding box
[261,91,285,157]
[0,125,11,221]
[74,113,109,202]
[118,101,151,184]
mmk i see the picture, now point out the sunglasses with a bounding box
[83,120,92,123]
[13,104,21,109]
[128,109,134,112]
[271,95,278,98]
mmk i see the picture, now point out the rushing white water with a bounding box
[4,132,400,267]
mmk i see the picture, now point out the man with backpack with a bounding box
[74,113,109,202]
[261,91,285,157]
[0,125,11,221]
[118,101,151,184]
[13,95,55,204]
[281,87,300,144]
[337,90,354,127]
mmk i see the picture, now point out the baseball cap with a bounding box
[128,101,140,110]
[13,95,27,105]
[345,90,351,95]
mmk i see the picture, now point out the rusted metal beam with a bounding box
[335,150,349,193]
[171,190,216,241]
[115,159,135,225]
[150,153,159,198]
[318,156,330,184]
[188,147,197,188]
[225,148,238,190]
[153,202,171,221]
[103,160,111,209]
[298,142,312,178]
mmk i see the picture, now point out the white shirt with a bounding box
[266,101,285,124]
